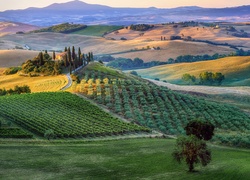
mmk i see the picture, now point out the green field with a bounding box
[72,25,123,37]
[0,139,249,179]
[0,92,149,138]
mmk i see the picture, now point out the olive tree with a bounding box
[173,120,215,172]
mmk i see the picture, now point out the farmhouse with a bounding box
[56,52,67,60]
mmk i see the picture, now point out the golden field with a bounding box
[136,56,250,86]
[0,74,68,92]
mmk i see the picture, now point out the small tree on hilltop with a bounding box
[173,120,215,172]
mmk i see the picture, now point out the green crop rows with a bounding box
[0,92,150,138]
[0,128,33,138]
[75,69,250,148]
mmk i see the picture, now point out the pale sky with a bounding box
[0,0,250,11]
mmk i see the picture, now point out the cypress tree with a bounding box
[52,51,56,60]
[64,47,67,52]
[38,52,44,66]
[67,47,72,65]
[64,53,68,67]
[82,53,86,66]
[78,47,82,67]
[72,46,76,70]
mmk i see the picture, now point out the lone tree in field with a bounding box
[172,120,215,172]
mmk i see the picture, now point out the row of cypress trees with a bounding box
[62,46,94,74]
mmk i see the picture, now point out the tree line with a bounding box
[0,85,31,96]
[101,48,250,70]
[182,72,225,85]
[130,24,154,31]
[62,46,94,74]
[106,57,166,70]
[30,23,87,34]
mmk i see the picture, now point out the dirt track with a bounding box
[146,78,250,96]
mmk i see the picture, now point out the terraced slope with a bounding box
[0,92,149,138]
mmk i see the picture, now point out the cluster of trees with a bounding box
[95,55,115,62]
[107,57,166,70]
[0,85,31,96]
[62,46,94,74]
[22,50,62,75]
[21,47,94,75]
[168,53,228,64]
[182,72,225,85]
[130,24,154,31]
[31,23,87,33]
[173,120,215,172]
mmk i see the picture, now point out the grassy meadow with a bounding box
[0,139,249,180]
[72,25,123,37]
[136,56,250,86]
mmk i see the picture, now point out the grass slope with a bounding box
[0,139,249,179]
[72,25,123,37]
[71,63,250,148]
[0,74,67,92]
[0,92,149,138]
[136,56,250,86]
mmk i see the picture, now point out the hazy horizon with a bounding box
[0,0,250,11]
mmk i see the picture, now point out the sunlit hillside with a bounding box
[136,56,250,86]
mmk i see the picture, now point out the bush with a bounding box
[3,67,21,75]
[130,24,154,31]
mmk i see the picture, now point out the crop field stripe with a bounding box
[0,92,150,138]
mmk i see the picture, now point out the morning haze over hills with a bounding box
[0,0,250,26]
[0,0,250,179]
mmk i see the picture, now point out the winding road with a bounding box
[60,73,72,91]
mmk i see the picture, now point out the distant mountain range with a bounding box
[0,0,249,26]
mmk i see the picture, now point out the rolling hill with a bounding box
[69,62,250,148]
[0,22,39,36]
[0,31,235,62]
[136,56,250,86]
[0,49,41,67]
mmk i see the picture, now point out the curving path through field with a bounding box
[146,78,250,96]
[60,65,86,91]
[60,73,72,90]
